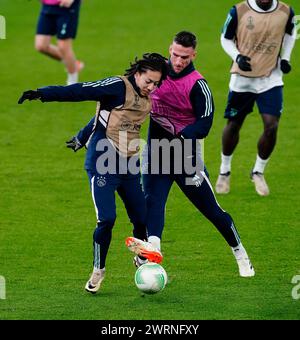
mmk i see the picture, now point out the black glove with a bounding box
[66,136,83,152]
[18,90,41,104]
[236,54,252,72]
[280,59,291,74]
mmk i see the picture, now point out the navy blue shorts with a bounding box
[224,86,283,119]
[36,7,80,39]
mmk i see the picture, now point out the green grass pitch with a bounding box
[0,0,299,320]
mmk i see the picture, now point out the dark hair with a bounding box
[125,53,169,86]
[174,31,197,49]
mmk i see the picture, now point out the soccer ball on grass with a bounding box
[134,262,167,294]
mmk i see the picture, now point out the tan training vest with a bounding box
[94,76,151,157]
[230,1,290,77]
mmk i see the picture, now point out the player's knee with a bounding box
[264,122,278,138]
[207,207,231,225]
[93,218,116,243]
[35,41,48,53]
[98,217,116,229]
[227,120,242,134]
[97,216,116,230]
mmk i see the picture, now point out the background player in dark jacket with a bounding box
[18,53,169,293]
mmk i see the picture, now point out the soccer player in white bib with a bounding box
[18,53,168,294]
[215,0,296,196]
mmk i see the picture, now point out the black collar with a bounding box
[128,75,142,96]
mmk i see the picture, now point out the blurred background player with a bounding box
[18,53,169,293]
[35,0,84,85]
[215,0,296,196]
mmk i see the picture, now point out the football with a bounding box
[134,262,167,294]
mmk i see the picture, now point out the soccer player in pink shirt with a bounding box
[128,32,255,278]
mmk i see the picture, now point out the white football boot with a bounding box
[235,257,255,277]
[232,245,255,277]
[215,172,231,194]
[251,171,270,196]
[250,171,270,196]
[85,268,105,294]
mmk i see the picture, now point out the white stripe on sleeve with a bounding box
[197,80,213,118]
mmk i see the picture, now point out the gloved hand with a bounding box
[18,90,41,104]
[280,59,291,74]
[236,54,252,72]
[66,136,83,152]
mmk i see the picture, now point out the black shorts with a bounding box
[36,6,80,39]
[224,86,283,120]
